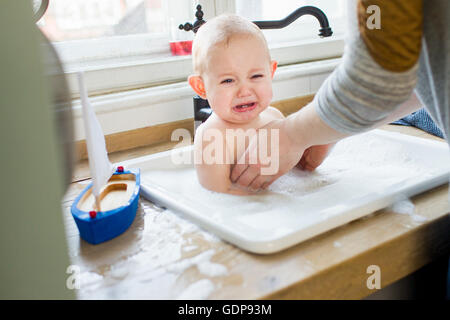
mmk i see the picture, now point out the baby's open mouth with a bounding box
[233,102,257,112]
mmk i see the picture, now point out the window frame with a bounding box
[46,0,345,98]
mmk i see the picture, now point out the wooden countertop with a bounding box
[62,125,450,299]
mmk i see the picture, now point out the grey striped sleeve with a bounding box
[314,36,419,134]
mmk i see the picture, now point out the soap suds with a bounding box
[167,249,228,277]
[389,198,415,215]
[176,279,215,300]
[183,245,198,252]
[75,199,227,299]
[411,214,428,223]
[77,271,103,292]
[388,198,428,223]
[197,260,228,277]
[333,241,343,248]
[141,132,439,242]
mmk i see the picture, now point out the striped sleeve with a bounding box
[314,0,423,134]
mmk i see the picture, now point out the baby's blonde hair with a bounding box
[192,14,270,75]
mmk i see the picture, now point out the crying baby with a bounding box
[188,14,284,195]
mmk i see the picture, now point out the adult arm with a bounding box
[231,91,422,189]
[231,0,424,189]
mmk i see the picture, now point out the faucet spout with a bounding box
[253,6,333,37]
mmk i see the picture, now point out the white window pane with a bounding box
[236,0,347,45]
[40,0,172,41]
[39,0,197,67]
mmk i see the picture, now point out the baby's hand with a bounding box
[296,143,335,171]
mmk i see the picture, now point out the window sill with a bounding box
[71,57,341,141]
[64,36,344,98]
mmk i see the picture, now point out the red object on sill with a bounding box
[89,211,97,219]
[170,40,193,56]
[117,166,124,173]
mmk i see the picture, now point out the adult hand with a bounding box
[230,118,306,190]
[296,143,335,171]
[230,101,347,191]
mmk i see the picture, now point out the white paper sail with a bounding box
[78,72,115,201]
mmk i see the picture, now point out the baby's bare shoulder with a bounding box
[196,117,227,138]
[194,117,228,149]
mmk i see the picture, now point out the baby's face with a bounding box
[201,35,276,124]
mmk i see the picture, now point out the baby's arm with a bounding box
[194,125,252,195]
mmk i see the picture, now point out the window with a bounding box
[40,0,167,42]
[38,0,346,97]
[39,0,195,68]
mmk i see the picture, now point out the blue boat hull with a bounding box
[71,168,140,245]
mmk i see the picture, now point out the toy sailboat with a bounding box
[71,72,140,245]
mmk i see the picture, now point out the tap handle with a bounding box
[179,4,206,34]
[195,4,204,20]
